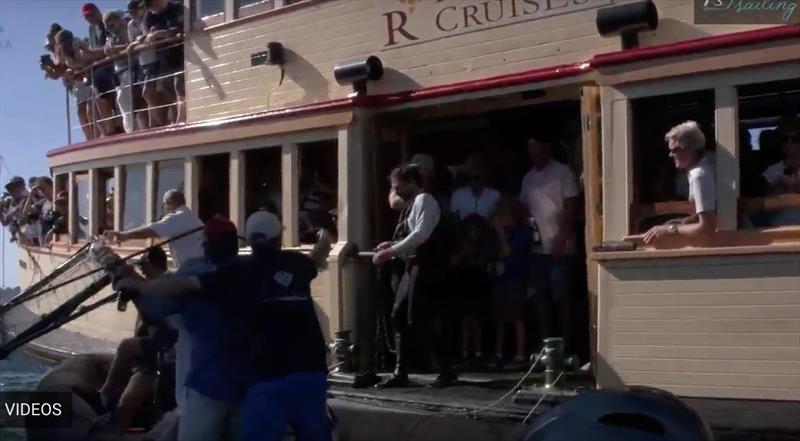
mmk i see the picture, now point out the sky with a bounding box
[0,0,121,288]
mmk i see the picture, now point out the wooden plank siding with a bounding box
[184,0,771,122]
[597,253,800,401]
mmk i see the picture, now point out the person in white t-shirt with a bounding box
[644,121,717,244]
[519,134,579,352]
[760,125,800,226]
[104,189,204,268]
[450,166,500,221]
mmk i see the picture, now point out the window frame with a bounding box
[600,61,800,254]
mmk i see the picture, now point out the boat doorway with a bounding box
[198,153,230,222]
[370,86,592,366]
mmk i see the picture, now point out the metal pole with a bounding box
[66,84,73,145]
[90,69,97,139]
[128,52,136,132]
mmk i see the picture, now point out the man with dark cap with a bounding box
[80,2,122,135]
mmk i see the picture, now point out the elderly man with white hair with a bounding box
[644,121,717,244]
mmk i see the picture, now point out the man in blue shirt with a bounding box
[106,212,332,441]
[103,215,242,441]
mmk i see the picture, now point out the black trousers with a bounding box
[390,265,454,376]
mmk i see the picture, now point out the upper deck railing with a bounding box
[62,36,185,145]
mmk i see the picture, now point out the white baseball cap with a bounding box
[245,211,282,242]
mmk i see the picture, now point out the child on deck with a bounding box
[491,198,532,366]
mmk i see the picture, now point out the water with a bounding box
[0,351,50,441]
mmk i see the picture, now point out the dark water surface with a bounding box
[0,351,49,441]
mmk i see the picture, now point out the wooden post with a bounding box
[113,166,123,231]
[67,172,77,244]
[337,111,370,246]
[581,85,602,375]
[88,169,99,236]
[281,143,300,247]
[145,162,155,223]
[184,157,200,212]
[715,86,739,231]
[230,150,246,231]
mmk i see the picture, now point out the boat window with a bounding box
[122,164,147,231]
[98,169,115,234]
[52,174,69,242]
[298,140,338,244]
[629,90,716,234]
[245,147,282,219]
[736,78,800,229]
[74,173,90,242]
[195,0,225,26]
[238,0,275,17]
[155,160,185,220]
[198,153,230,223]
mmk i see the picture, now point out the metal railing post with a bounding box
[90,68,97,139]
[128,52,136,132]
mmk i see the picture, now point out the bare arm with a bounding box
[105,226,159,242]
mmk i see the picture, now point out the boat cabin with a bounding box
[19,0,800,403]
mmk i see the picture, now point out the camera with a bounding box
[40,54,53,66]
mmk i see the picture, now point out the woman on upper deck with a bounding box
[644,121,717,244]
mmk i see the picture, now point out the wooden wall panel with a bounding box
[597,253,800,401]
[185,0,771,122]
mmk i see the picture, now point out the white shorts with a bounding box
[73,82,92,103]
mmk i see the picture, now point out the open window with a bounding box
[73,173,90,243]
[737,78,800,228]
[298,140,338,244]
[245,147,282,219]
[52,174,69,243]
[155,160,185,220]
[198,153,230,223]
[121,164,147,232]
[97,169,115,234]
[628,90,716,234]
[194,0,225,27]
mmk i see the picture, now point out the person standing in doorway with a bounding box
[520,134,580,353]
[373,165,457,389]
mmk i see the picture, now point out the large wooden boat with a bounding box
[13,0,800,419]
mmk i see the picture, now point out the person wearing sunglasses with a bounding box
[644,121,717,244]
[761,120,800,226]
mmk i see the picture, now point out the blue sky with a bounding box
[0,0,120,288]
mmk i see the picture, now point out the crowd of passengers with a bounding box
[40,0,185,140]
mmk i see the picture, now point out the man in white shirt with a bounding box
[104,189,204,414]
[520,135,579,352]
[450,167,500,221]
[644,121,717,244]
[104,189,204,268]
[373,165,456,389]
[760,126,800,226]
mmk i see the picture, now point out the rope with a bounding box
[521,371,565,425]
[468,348,546,418]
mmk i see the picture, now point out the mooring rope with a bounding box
[468,347,546,418]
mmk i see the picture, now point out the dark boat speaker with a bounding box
[596,0,659,49]
[334,56,384,95]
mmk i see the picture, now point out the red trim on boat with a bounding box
[46,98,354,158]
[48,25,799,159]
[590,24,800,68]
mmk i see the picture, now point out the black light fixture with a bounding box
[596,0,659,50]
[250,41,285,67]
[334,56,384,96]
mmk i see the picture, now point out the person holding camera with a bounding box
[79,2,123,136]
[54,29,103,139]
[1,176,31,244]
